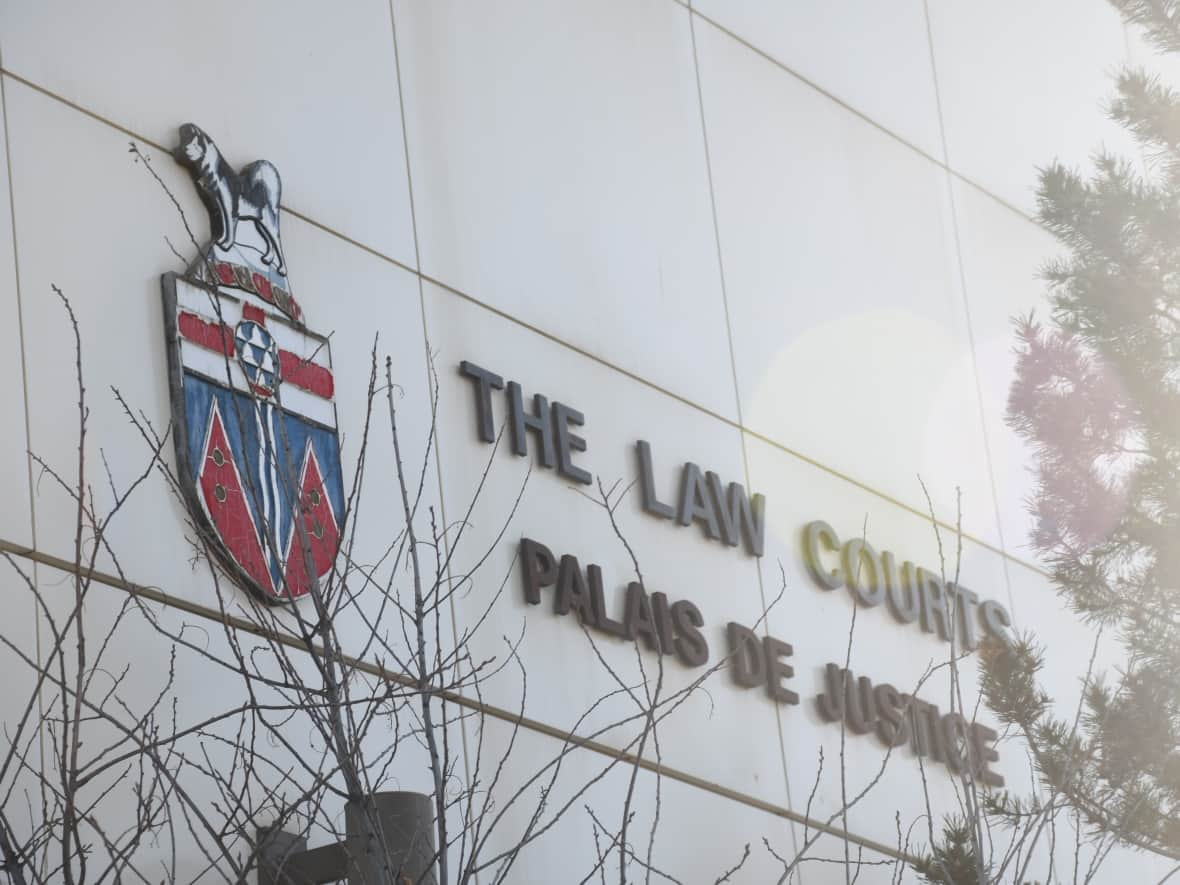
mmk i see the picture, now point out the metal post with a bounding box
[256,791,436,885]
[344,792,436,885]
[256,825,310,885]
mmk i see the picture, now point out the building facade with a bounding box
[0,1,1171,882]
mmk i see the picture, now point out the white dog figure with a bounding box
[174,123,286,276]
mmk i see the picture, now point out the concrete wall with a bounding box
[0,1,1169,882]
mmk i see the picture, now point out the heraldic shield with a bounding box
[162,123,343,603]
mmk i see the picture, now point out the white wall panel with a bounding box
[454,715,805,884]
[424,281,787,808]
[1,1,1175,879]
[0,82,32,548]
[950,178,1059,565]
[785,829,903,884]
[4,75,208,601]
[394,0,738,421]
[745,423,1175,882]
[746,432,1018,855]
[0,554,42,856]
[275,224,439,665]
[694,20,998,543]
[4,79,436,641]
[691,0,943,159]
[25,567,465,883]
[0,0,415,265]
[928,0,1135,213]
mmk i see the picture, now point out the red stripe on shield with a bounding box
[178,311,233,356]
[179,310,334,400]
[278,350,335,400]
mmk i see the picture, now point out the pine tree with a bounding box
[914,817,994,884]
[981,0,1180,862]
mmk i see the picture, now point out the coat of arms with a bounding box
[161,123,343,603]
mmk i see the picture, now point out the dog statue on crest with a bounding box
[173,122,286,276]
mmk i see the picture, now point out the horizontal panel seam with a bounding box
[0,539,918,867]
[0,68,1052,581]
[685,7,1037,226]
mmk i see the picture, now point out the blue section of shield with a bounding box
[182,371,345,588]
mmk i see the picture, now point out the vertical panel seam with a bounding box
[686,5,804,873]
[921,2,1018,621]
[0,63,47,873]
[0,67,1060,569]
[0,76,38,558]
[386,4,480,879]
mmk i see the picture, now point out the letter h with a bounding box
[508,381,555,468]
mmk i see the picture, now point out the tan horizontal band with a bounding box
[0,537,919,866]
